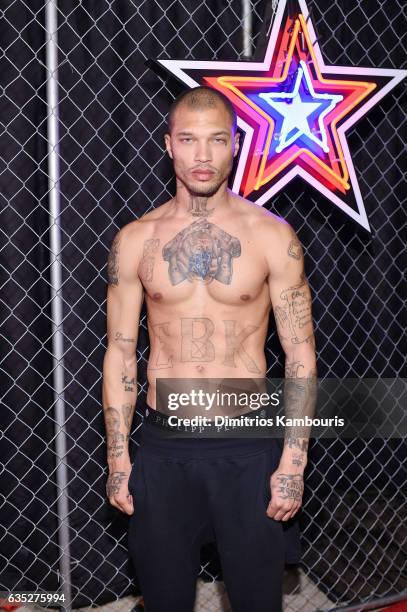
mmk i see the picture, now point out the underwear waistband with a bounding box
[138,404,280,457]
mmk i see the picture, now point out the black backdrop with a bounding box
[1,0,406,608]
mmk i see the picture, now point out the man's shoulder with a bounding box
[119,201,172,242]
[232,194,294,239]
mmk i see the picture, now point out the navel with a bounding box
[240,294,251,301]
[196,364,205,373]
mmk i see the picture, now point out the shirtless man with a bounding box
[103,86,317,612]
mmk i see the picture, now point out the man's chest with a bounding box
[138,218,269,306]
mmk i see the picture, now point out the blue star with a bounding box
[259,60,343,154]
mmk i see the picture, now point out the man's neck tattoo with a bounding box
[188,196,214,218]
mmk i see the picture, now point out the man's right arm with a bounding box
[102,225,144,515]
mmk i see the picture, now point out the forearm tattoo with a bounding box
[115,332,136,343]
[282,368,317,461]
[121,374,136,392]
[106,406,124,460]
[285,360,305,378]
[285,436,309,454]
[121,402,134,430]
[107,432,125,459]
[291,453,305,467]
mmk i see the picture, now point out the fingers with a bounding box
[108,491,134,515]
[267,502,300,521]
[267,499,299,521]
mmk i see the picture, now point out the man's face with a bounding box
[164,103,240,197]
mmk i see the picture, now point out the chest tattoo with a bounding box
[162,219,241,285]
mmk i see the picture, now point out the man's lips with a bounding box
[191,169,215,179]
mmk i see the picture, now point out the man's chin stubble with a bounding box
[187,179,225,198]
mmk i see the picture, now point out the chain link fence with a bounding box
[1,1,406,611]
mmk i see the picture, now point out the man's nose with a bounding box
[194,140,212,162]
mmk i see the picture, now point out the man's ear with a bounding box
[164,133,173,159]
[233,131,240,158]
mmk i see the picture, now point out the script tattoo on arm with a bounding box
[274,279,313,345]
[107,232,120,286]
[105,402,133,461]
[115,332,136,343]
[105,406,126,460]
[121,374,136,392]
[139,238,160,282]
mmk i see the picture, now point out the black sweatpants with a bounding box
[128,407,300,612]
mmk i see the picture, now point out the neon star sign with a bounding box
[258,60,343,155]
[155,0,406,232]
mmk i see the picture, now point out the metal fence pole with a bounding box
[242,0,253,57]
[45,0,72,610]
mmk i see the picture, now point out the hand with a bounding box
[106,463,134,515]
[266,466,304,521]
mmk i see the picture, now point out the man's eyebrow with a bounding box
[175,130,230,136]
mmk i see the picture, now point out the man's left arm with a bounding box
[266,221,317,521]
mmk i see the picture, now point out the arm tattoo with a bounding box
[275,279,313,345]
[115,332,136,343]
[287,238,302,260]
[107,432,125,459]
[285,360,305,378]
[121,402,134,430]
[121,374,136,392]
[105,406,120,432]
[291,453,305,466]
[107,233,120,285]
[285,436,309,453]
[105,406,125,460]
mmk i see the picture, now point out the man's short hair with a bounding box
[167,86,237,134]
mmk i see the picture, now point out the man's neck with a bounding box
[171,182,231,219]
